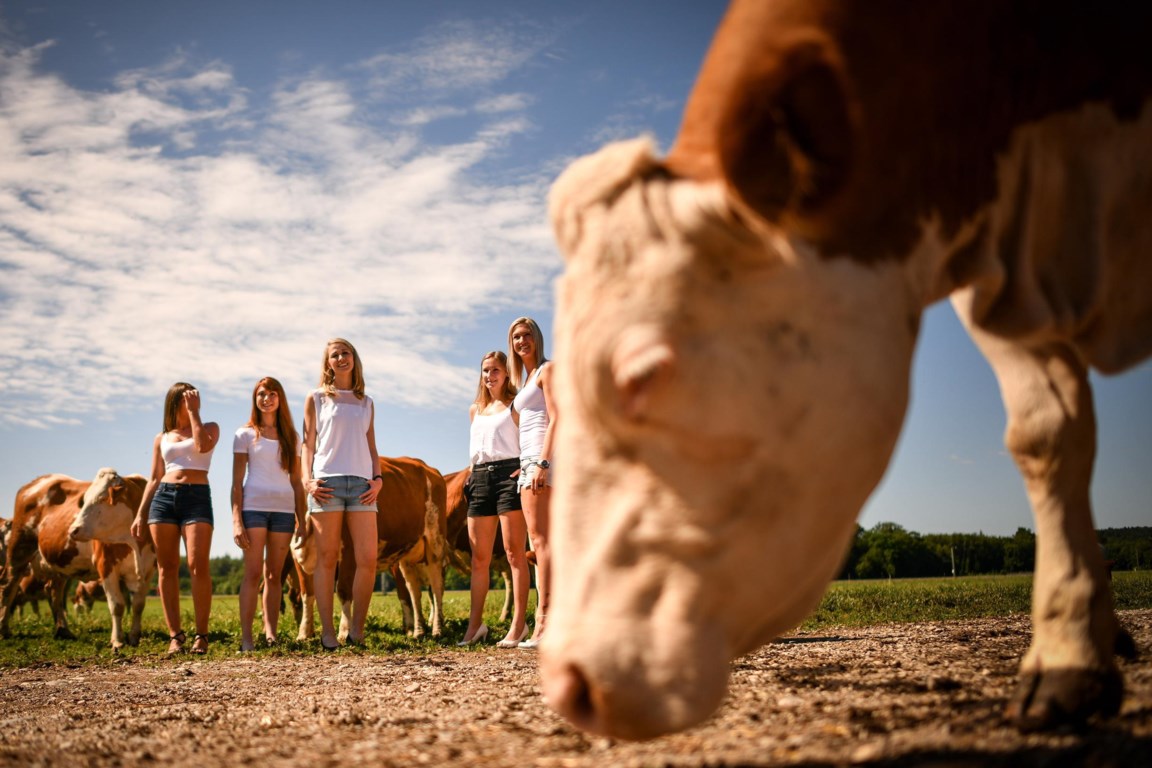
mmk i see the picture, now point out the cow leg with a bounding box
[497,560,513,622]
[0,533,38,637]
[103,576,128,650]
[963,324,1124,730]
[48,576,75,640]
[428,560,445,638]
[336,560,354,643]
[391,564,415,635]
[400,563,428,639]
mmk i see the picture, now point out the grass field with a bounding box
[2,571,1149,668]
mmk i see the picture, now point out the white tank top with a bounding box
[311,390,374,480]
[512,365,549,457]
[233,427,294,514]
[469,406,520,465]
[161,434,214,473]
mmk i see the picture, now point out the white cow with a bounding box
[541,0,1152,741]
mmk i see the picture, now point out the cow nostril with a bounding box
[546,662,606,734]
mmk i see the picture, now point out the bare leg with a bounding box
[184,522,213,652]
[345,511,378,642]
[521,485,552,642]
[263,531,292,642]
[238,526,268,651]
[464,516,498,642]
[498,509,530,644]
[150,523,184,651]
[310,510,344,648]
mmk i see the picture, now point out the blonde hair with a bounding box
[507,316,547,386]
[318,338,366,399]
[245,377,299,473]
[473,351,518,410]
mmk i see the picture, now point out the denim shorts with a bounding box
[517,456,553,491]
[308,475,376,513]
[467,458,522,517]
[148,483,214,527]
[242,510,296,533]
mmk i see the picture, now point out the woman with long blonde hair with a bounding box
[301,338,381,650]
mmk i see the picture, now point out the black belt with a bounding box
[473,458,520,472]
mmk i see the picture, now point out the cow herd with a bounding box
[0,458,485,649]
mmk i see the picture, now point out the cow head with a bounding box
[70,468,138,544]
[540,137,923,739]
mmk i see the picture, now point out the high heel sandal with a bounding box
[496,624,530,649]
[456,624,488,646]
[191,633,209,655]
[167,630,187,656]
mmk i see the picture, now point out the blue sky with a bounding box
[1,0,1148,561]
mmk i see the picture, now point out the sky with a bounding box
[1,0,1148,562]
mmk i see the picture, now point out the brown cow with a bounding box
[543,0,1152,739]
[73,579,106,614]
[68,468,158,648]
[292,456,449,640]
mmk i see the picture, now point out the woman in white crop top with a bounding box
[231,376,306,651]
[131,382,220,656]
[458,351,531,648]
[508,316,557,649]
[301,338,381,650]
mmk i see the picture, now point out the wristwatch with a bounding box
[536,459,550,469]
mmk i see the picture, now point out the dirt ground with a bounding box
[1,610,1149,768]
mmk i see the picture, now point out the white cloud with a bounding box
[0,33,559,429]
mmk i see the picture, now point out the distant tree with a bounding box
[1003,527,1036,573]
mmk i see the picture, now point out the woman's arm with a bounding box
[185,389,219,453]
[533,362,557,489]
[131,434,164,542]
[289,451,308,537]
[361,400,382,505]
[231,450,250,549]
[301,392,318,497]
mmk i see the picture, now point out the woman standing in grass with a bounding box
[231,377,307,651]
[301,338,381,650]
[459,351,531,648]
[508,317,556,649]
[132,382,219,655]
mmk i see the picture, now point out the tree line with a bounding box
[838,524,1151,580]
[183,525,1150,593]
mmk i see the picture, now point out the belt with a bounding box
[473,458,520,472]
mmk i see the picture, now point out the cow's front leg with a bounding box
[48,576,76,640]
[103,577,127,650]
[971,330,1124,730]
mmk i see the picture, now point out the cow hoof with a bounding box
[127,636,141,648]
[54,627,76,641]
[1007,669,1124,732]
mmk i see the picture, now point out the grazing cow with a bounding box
[68,469,158,649]
[73,580,106,614]
[292,456,449,639]
[542,0,1152,740]
[1,474,97,639]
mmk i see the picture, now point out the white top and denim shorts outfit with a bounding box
[513,366,551,490]
[148,436,215,527]
[233,426,296,533]
[309,390,376,513]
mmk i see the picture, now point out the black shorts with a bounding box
[467,459,522,517]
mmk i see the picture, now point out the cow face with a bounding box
[540,139,921,739]
[70,469,135,544]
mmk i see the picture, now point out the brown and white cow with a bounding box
[73,579,106,614]
[68,468,158,649]
[542,0,1152,740]
[292,456,449,639]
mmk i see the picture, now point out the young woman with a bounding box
[301,338,381,650]
[231,377,307,651]
[132,382,219,655]
[508,317,556,649]
[459,351,531,648]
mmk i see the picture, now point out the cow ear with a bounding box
[716,38,853,223]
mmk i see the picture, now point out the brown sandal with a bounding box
[191,633,209,655]
[167,630,187,656]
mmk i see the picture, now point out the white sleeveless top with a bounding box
[512,366,549,457]
[469,406,520,465]
[311,390,374,480]
[161,434,214,473]
[233,427,294,514]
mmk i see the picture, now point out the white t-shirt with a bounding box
[311,390,374,480]
[233,426,295,514]
[469,406,520,466]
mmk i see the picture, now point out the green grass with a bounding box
[1,572,1148,668]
